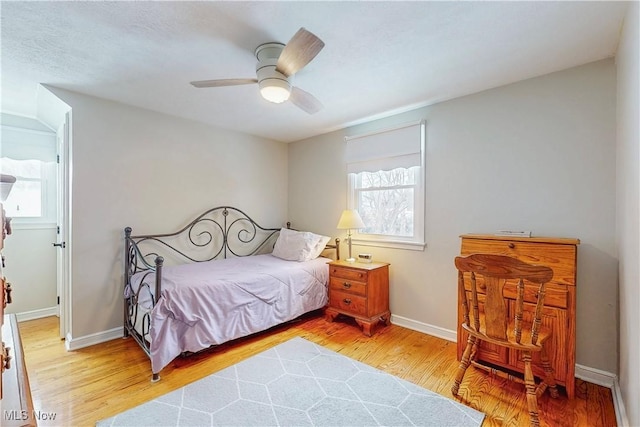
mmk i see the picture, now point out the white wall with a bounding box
[289,59,618,374]
[2,228,58,315]
[616,2,639,425]
[47,88,289,340]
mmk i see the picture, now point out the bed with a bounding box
[123,206,339,381]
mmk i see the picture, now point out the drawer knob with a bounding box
[342,282,352,289]
[343,298,352,305]
[508,243,515,249]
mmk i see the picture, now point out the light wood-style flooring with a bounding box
[18,314,617,426]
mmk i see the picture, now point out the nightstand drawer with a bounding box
[330,277,367,296]
[329,266,368,282]
[329,291,367,316]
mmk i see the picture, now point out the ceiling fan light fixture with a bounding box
[259,79,291,104]
[190,28,324,113]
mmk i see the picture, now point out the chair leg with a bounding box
[452,335,476,396]
[523,351,540,427]
[470,338,479,361]
[540,347,559,398]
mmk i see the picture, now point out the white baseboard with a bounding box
[574,364,631,426]
[611,378,630,427]
[65,326,123,351]
[390,314,457,342]
[575,363,617,388]
[15,306,58,322]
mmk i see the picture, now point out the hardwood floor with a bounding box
[18,315,617,426]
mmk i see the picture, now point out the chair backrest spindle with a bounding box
[458,270,470,329]
[470,272,480,332]
[531,283,547,345]
[514,278,525,343]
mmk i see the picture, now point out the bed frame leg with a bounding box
[151,373,160,382]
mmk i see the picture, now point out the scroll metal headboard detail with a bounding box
[125,206,281,275]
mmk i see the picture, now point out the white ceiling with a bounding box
[0,1,628,143]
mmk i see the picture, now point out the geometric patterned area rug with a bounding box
[97,337,485,426]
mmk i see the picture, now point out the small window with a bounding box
[345,121,425,250]
[1,158,56,223]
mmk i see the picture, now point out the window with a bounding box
[1,124,57,225]
[345,120,425,250]
[0,158,56,222]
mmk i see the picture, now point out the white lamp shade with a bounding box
[336,209,365,230]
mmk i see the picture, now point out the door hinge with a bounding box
[57,296,60,305]
[57,154,60,164]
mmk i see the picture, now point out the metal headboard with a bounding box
[125,206,281,275]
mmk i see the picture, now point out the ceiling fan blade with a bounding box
[190,78,258,88]
[289,87,323,114]
[276,28,325,77]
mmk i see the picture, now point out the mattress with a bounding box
[129,254,330,374]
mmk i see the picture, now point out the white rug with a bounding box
[97,337,484,426]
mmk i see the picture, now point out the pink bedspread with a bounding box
[130,254,330,374]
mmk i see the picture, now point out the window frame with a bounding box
[346,121,426,251]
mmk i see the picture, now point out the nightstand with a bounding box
[325,260,390,336]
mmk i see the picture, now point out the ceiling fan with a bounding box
[191,28,325,114]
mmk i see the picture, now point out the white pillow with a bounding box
[272,228,322,262]
[309,234,331,260]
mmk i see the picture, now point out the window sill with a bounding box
[9,222,56,231]
[352,238,426,251]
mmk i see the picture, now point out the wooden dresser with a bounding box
[1,203,36,426]
[325,260,390,336]
[458,234,579,399]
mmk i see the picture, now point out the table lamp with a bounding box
[336,209,365,262]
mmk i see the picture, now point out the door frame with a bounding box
[56,111,71,340]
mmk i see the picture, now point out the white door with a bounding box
[55,112,70,339]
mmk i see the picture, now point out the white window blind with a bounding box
[345,121,423,174]
[1,126,57,162]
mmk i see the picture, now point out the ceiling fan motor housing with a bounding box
[255,43,291,103]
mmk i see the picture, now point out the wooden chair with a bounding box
[451,254,559,427]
